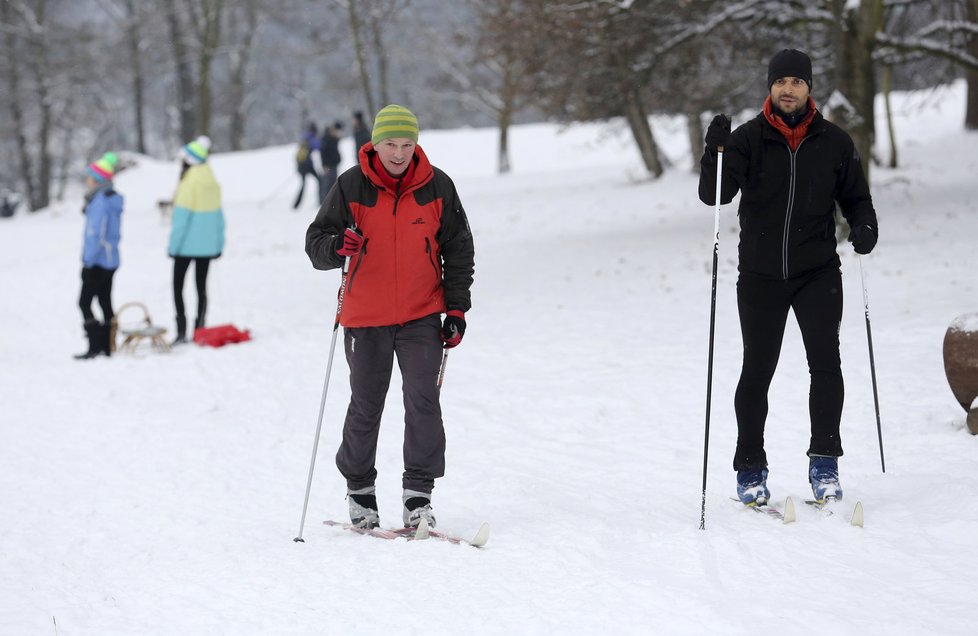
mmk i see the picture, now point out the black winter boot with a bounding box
[195,298,207,332]
[74,319,102,360]
[171,314,188,346]
[99,321,113,357]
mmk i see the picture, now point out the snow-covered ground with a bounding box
[2,82,977,635]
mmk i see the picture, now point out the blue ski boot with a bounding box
[809,456,842,502]
[736,468,770,505]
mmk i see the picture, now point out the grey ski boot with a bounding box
[402,489,436,529]
[348,486,380,529]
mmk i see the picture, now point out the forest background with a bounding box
[2,0,977,213]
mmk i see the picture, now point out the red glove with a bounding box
[441,310,466,349]
[336,228,363,256]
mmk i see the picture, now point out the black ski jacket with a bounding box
[698,110,877,279]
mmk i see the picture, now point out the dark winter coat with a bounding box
[699,109,877,280]
[320,132,341,167]
[305,143,475,328]
[353,125,371,153]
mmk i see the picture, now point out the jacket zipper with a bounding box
[781,137,807,279]
[392,180,401,216]
[346,238,368,294]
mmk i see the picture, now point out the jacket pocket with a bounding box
[424,237,440,278]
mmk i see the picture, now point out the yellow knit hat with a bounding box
[371,104,419,145]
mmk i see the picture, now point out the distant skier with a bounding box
[305,104,475,531]
[75,152,123,360]
[351,110,371,154]
[168,135,225,344]
[293,122,323,209]
[319,120,343,196]
[698,49,878,505]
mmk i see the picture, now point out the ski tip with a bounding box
[782,496,797,524]
[851,501,864,527]
[470,522,491,548]
[414,518,431,540]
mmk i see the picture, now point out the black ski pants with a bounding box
[173,256,211,327]
[293,164,323,209]
[733,264,844,470]
[78,266,115,324]
[336,313,446,494]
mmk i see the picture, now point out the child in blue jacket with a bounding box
[75,152,123,359]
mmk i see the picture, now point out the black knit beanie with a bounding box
[767,49,812,89]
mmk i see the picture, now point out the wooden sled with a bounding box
[111,302,170,354]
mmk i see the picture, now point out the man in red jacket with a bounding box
[306,104,475,530]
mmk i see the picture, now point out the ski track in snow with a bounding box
[2,82,978,634]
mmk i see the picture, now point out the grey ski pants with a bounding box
[335,313,446,494]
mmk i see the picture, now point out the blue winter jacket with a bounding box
[82,188,123,269]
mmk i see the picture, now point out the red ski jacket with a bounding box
[305,143,474,327]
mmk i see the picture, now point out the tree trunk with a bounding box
[165,0,196,142]
[967,0,978,129]
[229,0,258,151]
[56,97,77,202]
[369,17,389,106]
[348,0,375,116]
[882,64,898,168]
[195,0,223,138]
[2,2,38,210]
[123,0,147,154]
[27,0,52,211]
[622,87,663,178]
[829,0,881,184]
[497,105,511,175]
[686,112,704,174]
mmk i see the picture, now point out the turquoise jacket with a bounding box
[168,163,225,257]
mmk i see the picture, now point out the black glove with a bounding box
[441,311,466,349]
[849,224,877,255]
[705,114,731,153]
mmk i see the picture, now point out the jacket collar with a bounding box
[358,142,434,194]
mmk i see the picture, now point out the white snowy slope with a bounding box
[1,82,977,635]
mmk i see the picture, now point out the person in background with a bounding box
[294,122,323,209]
[305,104,475,531]
[319,120,344,195]
[75,152,123,360]
[168,135,225,344]
[351,110,371,154]
[698,49,878,506]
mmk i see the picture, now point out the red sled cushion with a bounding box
[193,324,251,347]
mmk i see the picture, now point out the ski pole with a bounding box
[259,172,296,209]
[700,144,724,531]
[436,348,450,389]
[294,250,352,543]
[858,254,885,473]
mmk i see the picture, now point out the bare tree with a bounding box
[344,0,375,115]
[95,0,149,153]
[187,0,225,138]
[227,0,260,150]
[164,0,197,141]
[2,1,39,209]
[970,0,978,128]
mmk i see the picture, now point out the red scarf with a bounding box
[763,96,817,151]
